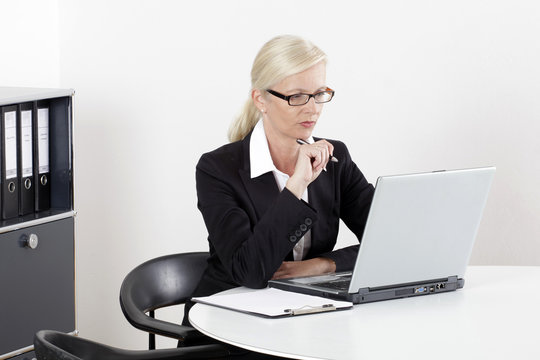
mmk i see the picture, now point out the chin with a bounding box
[296,129,315,141]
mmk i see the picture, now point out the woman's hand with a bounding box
[286,140,334,199]
[271,257,336,280]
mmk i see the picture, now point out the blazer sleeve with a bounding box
[196,150,318,288]
[318,141,374,271]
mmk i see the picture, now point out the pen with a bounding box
[296,139,339,163]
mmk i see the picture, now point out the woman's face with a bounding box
[257,62,327,143]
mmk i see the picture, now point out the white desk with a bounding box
[189,266,540,360]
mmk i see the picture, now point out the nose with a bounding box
[305,96,319,112]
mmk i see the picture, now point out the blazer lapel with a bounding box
[307,162,336,256]
[239,170,279,219]
[238,131,280,220]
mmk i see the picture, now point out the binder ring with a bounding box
[8,181,16,193]
[25,178,32,190]
[40,175,48,186]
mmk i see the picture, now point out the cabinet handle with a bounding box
[26,234,39,249]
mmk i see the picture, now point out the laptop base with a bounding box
[269,276,464,305]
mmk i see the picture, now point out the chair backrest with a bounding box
[34,330,105,360]
[119,252,208,333]
[34,329,230,360]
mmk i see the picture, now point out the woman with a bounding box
[184,35,374,322]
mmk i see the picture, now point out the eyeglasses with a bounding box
[266,88,335,106]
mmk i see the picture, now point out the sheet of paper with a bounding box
[193,287,352,318]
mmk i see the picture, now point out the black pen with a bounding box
[296,138,339,163]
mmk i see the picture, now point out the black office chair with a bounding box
[119,252,214,349]
[34,330,230,360]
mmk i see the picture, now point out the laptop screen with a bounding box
[348,167,495,291]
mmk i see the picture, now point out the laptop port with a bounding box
[436,283,446,290]
[414,286,427,294]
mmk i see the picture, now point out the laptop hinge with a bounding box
[358,287,370,295]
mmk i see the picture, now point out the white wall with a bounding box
[0,0,60,87]
[2,0,539,351]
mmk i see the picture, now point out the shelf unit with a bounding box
[0,87,76,360]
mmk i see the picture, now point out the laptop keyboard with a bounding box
[310,278,351,291]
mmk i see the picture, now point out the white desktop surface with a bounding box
[189,266,540,360]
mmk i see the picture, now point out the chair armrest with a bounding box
[128,311,201,339]
[136,344,231,359]
[121,307,207,343]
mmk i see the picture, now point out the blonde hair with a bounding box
[228,35,327,142]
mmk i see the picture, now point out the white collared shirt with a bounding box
[250,120,312,261]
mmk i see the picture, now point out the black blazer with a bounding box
[188,130,374,304]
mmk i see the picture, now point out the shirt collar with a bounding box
[249,119,314,179]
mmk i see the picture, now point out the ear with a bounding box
[252,89,266,112]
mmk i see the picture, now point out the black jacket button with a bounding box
[295,230,302,237]
[304,217,313,226]
[289,235,297,242]
[300,224,308,231]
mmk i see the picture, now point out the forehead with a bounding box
[275,62,327,93]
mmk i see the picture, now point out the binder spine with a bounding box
[18,102,35,215]
[34,100,50,212]
[1,104,20,219]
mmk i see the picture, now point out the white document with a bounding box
[21,110,33,177]
[37,108,49,174]
[4,111,18,179]
[193,287,352,318]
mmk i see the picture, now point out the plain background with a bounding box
[2,0,539,350]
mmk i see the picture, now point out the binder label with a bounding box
[37,108,49,174]
[21,110,33,177]
[4,111,18,179]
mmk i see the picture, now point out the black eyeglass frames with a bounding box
[266,88,335,106]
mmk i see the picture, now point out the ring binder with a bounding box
[34,100,50,212]
[18,102,35,215]
[1,104,20,219]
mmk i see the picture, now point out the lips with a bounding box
[300,121,315,128]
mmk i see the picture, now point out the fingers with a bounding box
[287,139,335,198]
[305,140,333,172]
[310,146,326,171]
[272,261,304,279]
[271,258,337,280]
[271,261,302,280]
[271,262,289,280]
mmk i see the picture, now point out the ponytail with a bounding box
[228,97,260,142]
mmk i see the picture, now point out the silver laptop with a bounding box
[269,167,495,304]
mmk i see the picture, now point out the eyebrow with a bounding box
[284,86,328,94]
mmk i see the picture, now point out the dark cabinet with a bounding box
[9,352,35,360]
[0,88,75,359]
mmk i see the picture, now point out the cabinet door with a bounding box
[0,217,75,355]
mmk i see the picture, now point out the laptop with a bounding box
[269,167,495,304]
